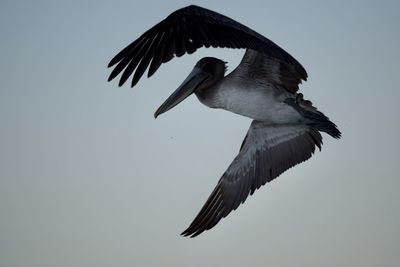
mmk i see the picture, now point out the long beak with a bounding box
[154,67,209,118]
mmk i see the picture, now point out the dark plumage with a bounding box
[181,122,323,237]
[108,5,341,238]
[107,5,307,88]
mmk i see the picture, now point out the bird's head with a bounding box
[154,57,226,118]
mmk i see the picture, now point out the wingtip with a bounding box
[131,77,140,88]
[180,231,189,237]
[180,228,190,237]
[181,224,196,237]
[181,220,211,237]
[118,79,125,87]
[180,228,200,238]
[107,57,120,68]
[107,75,124,87]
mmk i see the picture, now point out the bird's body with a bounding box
[198,81,301,123]
[195,53,303,124]
[108,5,341,237]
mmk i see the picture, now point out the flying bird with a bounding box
[107,5,341,237]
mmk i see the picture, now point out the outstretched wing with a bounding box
[107,5,307,87]
[181,120,323,237]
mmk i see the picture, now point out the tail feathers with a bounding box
[285,94,342,139]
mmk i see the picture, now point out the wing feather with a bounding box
[130,34,160,87]
[181,121,323,237]
[108,5,307,87]
[147,31,167,77]
[233,49,306,93]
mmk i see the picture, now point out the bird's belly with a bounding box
[197,85,303,124]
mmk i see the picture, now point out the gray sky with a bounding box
[1,0,399,266]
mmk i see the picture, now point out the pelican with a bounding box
[107,5,341,237]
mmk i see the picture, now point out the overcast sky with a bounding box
[1,0,399,266]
